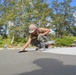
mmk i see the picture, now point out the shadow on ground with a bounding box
[14,58,76,75]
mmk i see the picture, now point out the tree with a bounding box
[0,3,7,38]
[31,0,53,27]
[51,0,76,37]
[1,0,53,43]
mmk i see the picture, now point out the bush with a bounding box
[55,36,75,47]
[0,36,12,47]
[0,37,4,47]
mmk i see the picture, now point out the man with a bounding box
[19,24,50,52]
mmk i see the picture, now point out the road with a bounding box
[0,49,76,75]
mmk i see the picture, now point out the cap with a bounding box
[29,24,37,33]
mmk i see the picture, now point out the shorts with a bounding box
[31,35,49,48]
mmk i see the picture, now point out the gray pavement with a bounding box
[43,47,76,55]
[1,47,76,55]
[0,48,76,75]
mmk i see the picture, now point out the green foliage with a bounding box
[14,37,27,43]
[55,36,76,47]
[11,37,28,47]
[0,37,3,47]
[0,36,11,47]
[0,0,76,47]
[0,36,28,47]
[51,0,76,37]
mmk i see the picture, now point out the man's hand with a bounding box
[18,48,28,53]
[37,34,44,41]
[39,34,44,36]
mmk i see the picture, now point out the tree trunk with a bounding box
[11,35,14,44]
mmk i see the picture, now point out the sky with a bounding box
[0,0,76,6]
[70,0,76,6]
[47,0,76,6]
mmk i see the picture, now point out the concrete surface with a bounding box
[1,47,76,55]
[0,49,76,75]
[43,47,76,55]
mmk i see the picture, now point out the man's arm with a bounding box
[22,37,32,51]
[38,28,50,36]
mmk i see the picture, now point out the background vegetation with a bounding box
[0,0,76,48]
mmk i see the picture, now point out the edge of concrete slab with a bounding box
[0,47,76,55]
[43,47,76,55]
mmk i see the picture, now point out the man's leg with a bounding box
[37,35,49,50]
[31,38,41,49]
[31,35,49,50]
